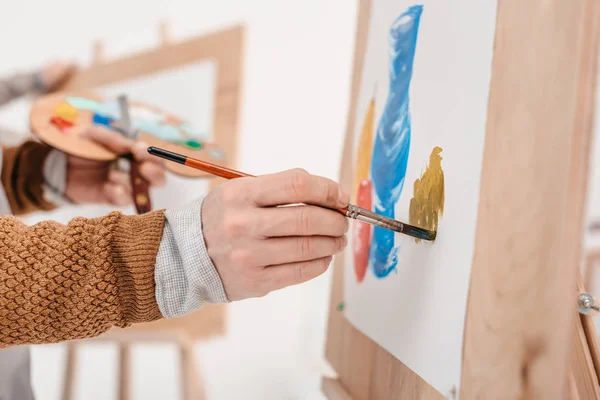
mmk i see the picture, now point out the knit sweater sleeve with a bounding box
[0,210,166,347]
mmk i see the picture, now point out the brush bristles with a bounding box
[349,204,437,241]
[398,224,437,241]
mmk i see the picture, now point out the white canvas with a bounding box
[343,1,497,395]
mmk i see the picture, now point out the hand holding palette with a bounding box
[29,91,227,179]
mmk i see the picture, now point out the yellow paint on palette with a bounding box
[352,97,375,198]
[409,146,445,243]
[54,102,78,123]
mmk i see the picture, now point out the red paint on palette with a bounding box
[353,179,372,283]
[50,116,74,133]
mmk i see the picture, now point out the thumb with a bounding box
[83,125,134,155]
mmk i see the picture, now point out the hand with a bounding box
[40,61,76,92]
[202,168,350,301]
[64,126,166,205]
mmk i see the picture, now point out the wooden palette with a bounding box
[30,91,227,178]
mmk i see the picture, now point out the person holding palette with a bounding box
[0,66,349,399]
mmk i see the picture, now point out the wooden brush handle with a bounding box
[130,161,151,214]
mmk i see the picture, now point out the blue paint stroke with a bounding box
[369,5,423,278]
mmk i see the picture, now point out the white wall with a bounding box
[0,0,357,180]
[0,1,359,399]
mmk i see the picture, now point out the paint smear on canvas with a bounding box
[353,96,376,198]
[409,147,444,243]
[353,179,373,282]
[369,5,423,278]
[351,95,376,283]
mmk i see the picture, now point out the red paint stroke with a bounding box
[50,116,74,133]
[353,179,372,283]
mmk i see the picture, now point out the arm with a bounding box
[0,71,42,108]
[0,139,224,347]
[0,62,75,108]
[0,131,349,346]
[0,209,165,346]
[0,140,164,347]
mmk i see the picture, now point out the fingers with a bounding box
[42,61,76,91]
[139,162,166,187]
[103,181,132,207]
[83,127,166,187]
[251,168,349,209]
[248,235,347,266]
[108,170,131,189]
[131,141,166,187]
[131,141,164,165]
[202,170,351,302]
[266,256,333,292]
[82,126,163,163]
[83,125,134,154]
[256,205,349,238]
[109,162,165,189]
[107,162,165,201]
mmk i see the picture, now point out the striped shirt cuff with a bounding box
[155,197,229,318]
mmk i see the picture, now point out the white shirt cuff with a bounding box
[154,197,229,319]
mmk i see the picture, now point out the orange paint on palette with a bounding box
[53,102,78,123]
[352,96,375,200]
[353,179,372,283]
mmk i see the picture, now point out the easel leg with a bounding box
[179,342,204,400]
[569,371,580,400]
[62,343,78,400]
[118,343,131,400]
[321,377,353,400]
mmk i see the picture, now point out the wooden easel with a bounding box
[323,0,600,398]
[60,23,244,400]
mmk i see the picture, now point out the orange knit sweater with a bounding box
[0,141,165,347]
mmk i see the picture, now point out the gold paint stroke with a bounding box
[352,97,375,199]
[409,146,444,243]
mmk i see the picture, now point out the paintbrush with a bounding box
[147,146,437,241]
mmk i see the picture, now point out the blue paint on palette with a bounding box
[92,113,114,128]
[369,5,423,278]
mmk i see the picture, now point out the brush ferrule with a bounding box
[346,204,404,232]
[345,204,436,241]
